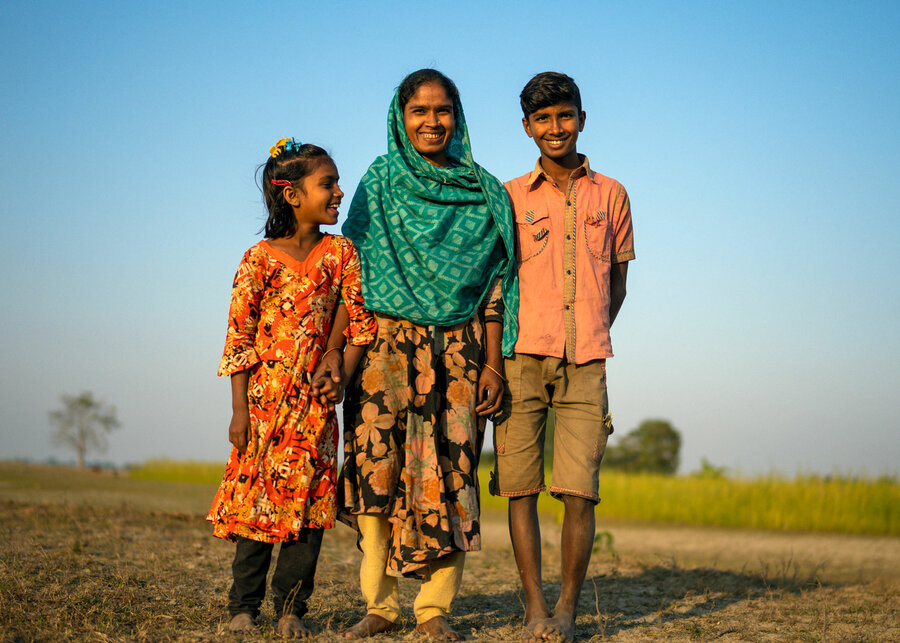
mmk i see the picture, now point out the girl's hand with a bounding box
[311,349,344,404]
[228,408,251,454]
[475,364,504,417]
[312,373,345,404]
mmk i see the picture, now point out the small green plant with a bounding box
[592,529,616,556]
[694,457,728,479]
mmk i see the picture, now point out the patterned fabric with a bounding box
[209,236,377,543]
[339,281,504,577]
[342,87,519,356]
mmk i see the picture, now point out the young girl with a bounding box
[207,138,376,637]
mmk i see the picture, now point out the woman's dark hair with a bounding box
[519,71,582,118]
[258,143,330,238]
[397,68,460,114]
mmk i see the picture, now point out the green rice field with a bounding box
[129,459,898,536]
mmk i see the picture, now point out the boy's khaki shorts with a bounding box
[490,354,612,503]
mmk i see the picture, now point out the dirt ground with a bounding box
[0,464,897,642]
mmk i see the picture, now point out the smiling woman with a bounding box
[337,68,519,640]
[402,80,457,167]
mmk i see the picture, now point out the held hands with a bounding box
[228,407,251,454]
[475,363,505,417]
[311,348,345,404]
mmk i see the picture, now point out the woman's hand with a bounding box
[475,364,504,417]
[228,408,251,454]
[311,349,345,404]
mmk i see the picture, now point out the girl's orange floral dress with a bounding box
[208,235,376,543]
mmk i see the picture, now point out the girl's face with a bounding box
[290,159,343,226]
[402,81,455,167]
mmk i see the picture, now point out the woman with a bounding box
[338,69,518,640]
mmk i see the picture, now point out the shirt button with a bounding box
[566,200,571,206]
[565,305,571,310]
[566,234,572,240]
[566,269,572,275]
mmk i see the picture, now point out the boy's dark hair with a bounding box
[259,143,330,239]
[519,71,582,118]
[397,68,460,114]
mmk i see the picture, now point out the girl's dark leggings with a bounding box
[228,529,324,619]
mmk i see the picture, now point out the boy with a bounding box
[491,72,634,641]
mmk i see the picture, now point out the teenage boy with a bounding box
[492,72,634,641]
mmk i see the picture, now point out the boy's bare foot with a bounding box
[525,601,550,628]
[415,615,462,641]
[524,608,552,637]
[228,612,256,632]
[340,613,398,639]
[532,612,575,641]
[276,614,311,638]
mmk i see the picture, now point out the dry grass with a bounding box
[0,462,897,642]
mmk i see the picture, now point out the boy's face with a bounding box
[523,102,586,165]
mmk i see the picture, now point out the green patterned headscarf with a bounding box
[343,84,519,355]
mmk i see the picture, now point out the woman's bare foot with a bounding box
[340,613,398,639]
[532,612,575,641]
[415,615,462,641]
[228,612,256,632]
[277,614,311,638]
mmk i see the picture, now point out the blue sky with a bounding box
[1,1,897,475]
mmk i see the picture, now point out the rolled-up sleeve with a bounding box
[340,241,377,346]
[481,276,504,325]
[612,183,635,263]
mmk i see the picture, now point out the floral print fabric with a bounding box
[209,236,376,543]
[339,280,503,577]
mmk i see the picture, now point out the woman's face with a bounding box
[402,81,456,167]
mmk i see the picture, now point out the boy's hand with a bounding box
[228,408,251,454]
[476,365,504,417]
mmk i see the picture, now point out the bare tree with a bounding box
[48,391,120,469]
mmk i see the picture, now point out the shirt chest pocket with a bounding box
[583,210,611,262]
[516,209,550,263]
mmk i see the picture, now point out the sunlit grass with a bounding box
[478,467,898,536]
[128,460,897,535]
[128,458,224,485]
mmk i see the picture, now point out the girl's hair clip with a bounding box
[270,137,303,158]
[270,179,292,187]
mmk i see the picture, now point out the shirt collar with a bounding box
[525,155,594,188]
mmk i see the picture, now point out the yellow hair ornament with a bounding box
[270,137,302,158]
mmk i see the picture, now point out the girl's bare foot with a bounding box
[532,612,575,641]
[340,613,398,639]
[415,615,462,641]
[277,614,311,638]
[228,612,256,632]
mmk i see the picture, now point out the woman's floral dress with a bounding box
[339,280,503,577]
[209,236,376,543]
